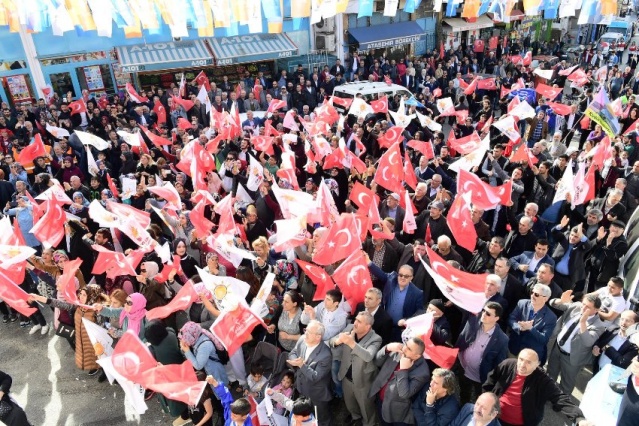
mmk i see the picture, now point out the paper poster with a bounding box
[5,75,32,102]
[82,317,114,357]
[579,364,624,425]
[84,66,105,91]
[121,176,137,200]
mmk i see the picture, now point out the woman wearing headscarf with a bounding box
[3,196,40,249]
[55,156,85,183]
[119,151,138,177]
[173,238,199,281]
[99,189,116,207]
[203,253,226,277]
[29,250,86,290]
[136,261,168,310]
[67,191,90,226]
[29,284,107,375]
[94,292,148,341]
[0,369,33,426]
[178,322,229,394]
[273,260,298,294]
[144,320,189,426]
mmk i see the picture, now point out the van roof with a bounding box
[333,81,409,95]
[609,21,629,28]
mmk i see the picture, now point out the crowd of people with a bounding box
[2,29,639,426]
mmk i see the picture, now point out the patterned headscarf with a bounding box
[53,250,69,263]
[324,178,339,196]
[119,292,147,335]
[142,261,159,279]
[192,283,212,303]
[178,321,225,351]
[83,284,104,305]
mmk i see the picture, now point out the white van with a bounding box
[332,81,413,113]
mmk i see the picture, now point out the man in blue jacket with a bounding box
[456,301,509,404]
[449,391,502,426]
[368,262,424,342]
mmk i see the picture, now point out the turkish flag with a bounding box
[448,131,481,155]
[330,96,353,109]
[171,95,194,112]
[370,95,389,113]
[146,281,199,321]
[106,173,120,199]
[250,136,275,155]
[497,179,513,205]
[177,117,192,131]
[312,213,362,266]
[458,78,469,91]
[126,82,149,103]
[140,126,172,147]
[522,51,532,66]
[546,102,571,116]
[407,139,435,160]
[590,138,613,171]
[331,250,372,311]
[454,109,469,125]
[91,245,136,279]
[266,98,287,113]
[535,83,561,100]
[210,303,266,356]
[0,281,37,317]
[432,88,442,98]
[296,260,335,301]
[194,71,211,91]
[18,133,47,164]
[384,75,393,86]
[421,247,488,314]
[509,143,538,168]
[477,78,497,90]
[447,194,477,252]
[507,95,520,114]
[349,181,377,210]
[321,147,347,170]
[423,339,459,369]
[377,126,404,149]
[500,85,511,99]
[68,99,87,115]
[58,258,84,305]
[403,151,418,190]
[153,101,166,125]
[373,141,404,194]
[623,117,639,135]
[143,361,207,406]
[112,330,158,384]
[31,199,66,248]
[456,169,502,210]
[147,183,181,210]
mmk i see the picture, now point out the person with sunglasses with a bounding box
[93,293,148,341]
[507,284,557,365]
[455,301,509,405]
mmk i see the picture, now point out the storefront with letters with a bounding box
[347,21,428,60]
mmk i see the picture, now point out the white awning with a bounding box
[442,16,494,33]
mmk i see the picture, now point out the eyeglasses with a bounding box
[125,300,133,306]
[140,269,147,273]
[398,273,413,279]
[482,309,494,317]
[532,292,543,298]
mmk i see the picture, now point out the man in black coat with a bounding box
[592,310,639,373]
[354,287,393,346]
[618,356,639,426]
[585,220,629,292]
[483,349,589,426]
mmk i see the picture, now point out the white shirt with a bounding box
[304,342,319,362]
[528,255,543,275]
[597,287,626,327]
[559,314,581,354]
[598,333,627,370]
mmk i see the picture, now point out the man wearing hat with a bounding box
[415,200,451,247]
[379,193,405,234]
[585,220,628,292]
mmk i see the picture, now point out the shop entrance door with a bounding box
[49,72,77,100]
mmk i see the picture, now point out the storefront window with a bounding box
[49,72,75,98]
[2,74,35,108]
[76,64,115,97]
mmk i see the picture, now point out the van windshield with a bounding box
[607,28,626,35]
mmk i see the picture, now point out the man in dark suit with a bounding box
[240,110,263,131]
[378,192,405,234]
[226,92,245,113]
[548,293,606,395]
[354,288,393,346]
[617,356,639,426]
[331,311,382,426]
[368,263,424,342]
[560,103,583,143]
[592,310,639,373]
[402,72,415,91]
[456,301,509,404]
[492,257,526,316]
[369,337,430,425]
[509,240,555,284]
[449,392,501,426]
[585,219,628,292]
[287,320,333,426]
[507,284,557,365]
[551,217,591,291]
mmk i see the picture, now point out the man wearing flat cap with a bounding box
[585,220,628,292]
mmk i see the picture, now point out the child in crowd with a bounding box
[244,363,268,402]
[270,371,295,415]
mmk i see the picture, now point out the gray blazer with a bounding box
[548,300,606,367]
[368,346,430,424]
[289,338,333,402]
[330,325,382,388]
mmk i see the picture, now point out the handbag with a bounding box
[0,399,13,420]
[56,323,75,340]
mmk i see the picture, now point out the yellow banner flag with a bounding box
[461,0,480,18]
[291,0,311,17]
[66,0,96,31]
[154,0,174,25]
[336,0,348,13]
[232,0,248,25]
[129,0,160,30]
[600,0,617,16]
[198,1,215,37]
[212,0,231,28]
[123,16,143,38]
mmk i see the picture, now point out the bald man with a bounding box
[483,349,589,426]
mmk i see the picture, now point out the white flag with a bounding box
[246,155,264,191]
[86,146,98,177]
[96,357,148,414]
[448,134,490,174]
[75,130,110,151]
[82,317,114,358]
[552,160,574,205]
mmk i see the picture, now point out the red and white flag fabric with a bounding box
[509,143,538,168]
[377,126,405,149]
[420,247,488,314]
[622,118,639,136]
[0,281,36,317]
[436,97,455,116]
[147,182,181,210]
[295,259,335,301]
[143,361,207,406]
[559,64,579,76]
[91,244,137,279]
[146,280,200,321]
[370,95,389,113]
[456,169,502,211]
[112,330,159,384]
[330,96,353,110]
[403,151,418,190]
[312,213,362,266]
[153,100,166,125]
[18,134,47,165]
[535,83,562,100]
[407,139,435,160]
[572,162,595,207]
[522,51,532,66]
[492,115,521,143]
[282,110,299,131]
[67,99,87,116]
[448,132,482,155]
[447,193,477,252]
[31,198,67,248]
[140,126,172,147]
[210,302,266,356]
[402,189,417,234]
[171,95,194,112]
[373,142,404,194]
[547,102,572,116]
[331,250,373,311]
[509,99,536,120]
[463,78,478,95]
[126,82,149,103]
[477,78,497,90]
[266,98,288,113]
[58,258,83,305]
[194,71,211,91]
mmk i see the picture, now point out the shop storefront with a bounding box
[442,15,496,50]
[39,50,123,99]
[347,21,427,60]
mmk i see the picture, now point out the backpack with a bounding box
[195,337,230,365]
